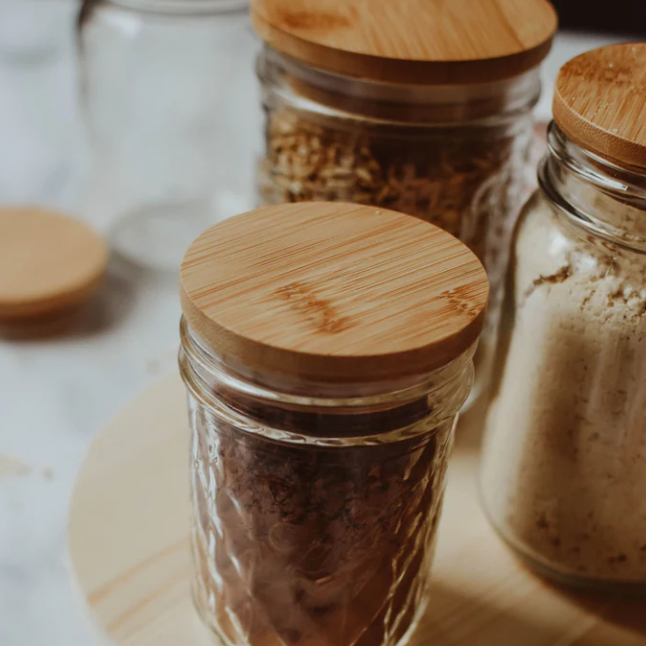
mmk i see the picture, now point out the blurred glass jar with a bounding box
[77,0,260,270]
[0,0,66,62]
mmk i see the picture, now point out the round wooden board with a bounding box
[68,374,646,646]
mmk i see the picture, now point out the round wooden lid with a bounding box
[252,0,557,85]
[553,43,646,170]
[180,203,489,383]
[0,207,108,321]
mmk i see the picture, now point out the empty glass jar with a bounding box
[78,0,260,269]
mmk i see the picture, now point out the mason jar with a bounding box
[77,0,259,270]
[179,202,488,645]
[252,0,556,401]
[481,44,646,590]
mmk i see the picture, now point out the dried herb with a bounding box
[190,393,454,646]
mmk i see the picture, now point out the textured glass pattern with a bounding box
[189,395,455,646]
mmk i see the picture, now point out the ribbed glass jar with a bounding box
[180,318,475,646]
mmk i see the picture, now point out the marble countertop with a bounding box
[0,3,627,644]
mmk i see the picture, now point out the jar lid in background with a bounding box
[553,43,646,170]
[251,0,557,84]
[180,203,489,383]
[0,207,108,322]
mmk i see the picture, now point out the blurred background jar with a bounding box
[252,0,557,405]
[481,44,646,590]
[77,0,260,271]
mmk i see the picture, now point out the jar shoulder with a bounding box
[512,191,646,302]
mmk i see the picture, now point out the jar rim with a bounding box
[179,317,475,408]
[260,47,542,126]
[539,122,646,254]
[179,317,474,445]
[106,0,249,16]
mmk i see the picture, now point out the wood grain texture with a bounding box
[180,203,489,382]
[68,374,646,646]
[553,43,646,169]
[252,0,557,84]
[0,207,107,321]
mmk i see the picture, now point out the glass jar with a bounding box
[251,0,556,401]
[180,321,474,646]
[481,44,646,590]
[77,0,260,270]
[178,202,488,645]
[0,0,66,62]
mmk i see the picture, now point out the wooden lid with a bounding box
[553,43,646,170]
[252,0,557,84]
[0,207,108,321]
[180,203,488,383]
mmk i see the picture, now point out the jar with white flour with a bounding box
[481,43,646,590]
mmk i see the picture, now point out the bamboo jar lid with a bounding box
[0,207,108,322]
[180,203,489,383]
[252,0,557,85]
[553,43,646,170]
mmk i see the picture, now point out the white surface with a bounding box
[0,3,627,644]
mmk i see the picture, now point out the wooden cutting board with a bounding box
[68,374,646,646]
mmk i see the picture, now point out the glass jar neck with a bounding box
[178,318,474,442]
[539,122,646,252]
[259,46,541,126]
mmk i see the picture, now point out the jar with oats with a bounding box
[251,0,556,401]
[481,44,646,591]
[179,202,488,646]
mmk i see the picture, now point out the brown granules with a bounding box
[258,108,532,277]
[523,265,572,300]
[190,394,454,646]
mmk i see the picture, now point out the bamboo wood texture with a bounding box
[180,203,489,382]
[252,0,557,84]
[68,374,646,646]
[0,207,107,321]
[553,43,646,170]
